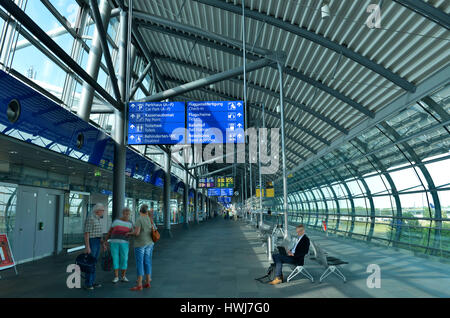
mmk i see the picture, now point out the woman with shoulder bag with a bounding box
[127,204,155,291]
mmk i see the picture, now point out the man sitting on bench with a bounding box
[269,224,310,285]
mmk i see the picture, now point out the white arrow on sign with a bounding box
[130,114,135,119]
[237,113,242,117]
[237,102,242,106]
[130,124,135,129]
[237,123,242,128]
[130,135,135,140]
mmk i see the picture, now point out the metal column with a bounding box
[278,62,289,239]
[194,184,199,224]
[258,103,265,227]
[183,169,190,229]
[241,173,244,218]
[201,189,205,221]
[242,0,252,214]
[207,198,210,219]
[244,169,247,206]
[163,149,173,238]
[112,8,127,221]
[78,0,112,121]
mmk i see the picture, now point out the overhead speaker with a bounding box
[7,99,21,123]
[76,133,84,149]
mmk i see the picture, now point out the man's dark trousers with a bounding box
[273,254,298,278]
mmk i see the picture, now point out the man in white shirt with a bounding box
[270,224,310,285]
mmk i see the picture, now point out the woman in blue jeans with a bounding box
[127,204,156,291]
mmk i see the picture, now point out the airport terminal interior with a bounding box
[0,0,449,298]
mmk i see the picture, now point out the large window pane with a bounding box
[0,185,17,242]
[63,192,90,249]
[425,158,450,188]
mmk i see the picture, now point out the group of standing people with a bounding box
[83,203,157,291]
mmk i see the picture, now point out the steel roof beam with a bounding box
[129,62,153,100]
[133,10,270,57]
[251,105,331,146]
[193,0,416,92]
[154,54,333,144]
[131,24,169,92]
[393,0,450,30]
[279,63,450,183]
[154,54,347,134]
[140,57,276,102]
[138,22,371,122]
[89,0,122,102]
[0,0,122,110]
[200,165,234,177]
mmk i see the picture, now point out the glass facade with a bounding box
[0,184,17,242]
[63,192,90,249]
[272,86,450,259]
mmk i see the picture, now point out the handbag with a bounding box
[149,216,160,243]
[101,248,112,271]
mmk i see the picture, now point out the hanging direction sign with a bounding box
[128,102,186,145]
[187,101,245,144]
[218,196,232,204]
[207,188,234,196]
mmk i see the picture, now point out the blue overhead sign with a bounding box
[128,101,186,145]
[208,188,234,196]
[187,101,245,144]
[218,197,232,203]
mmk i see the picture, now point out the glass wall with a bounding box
[0,184,17,243]
[63,192,90,249]
[275,85,450,259]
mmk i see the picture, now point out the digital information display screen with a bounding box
[198,177,215,188]
[216,176,234,188]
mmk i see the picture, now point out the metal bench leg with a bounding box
[320,266,346,283]
[333,266,347,282]
[287,266,314,283]
[287,267,300,282]
[300,267,314,283]
[320,267,333,283]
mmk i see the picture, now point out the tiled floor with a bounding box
[0,217,449,298]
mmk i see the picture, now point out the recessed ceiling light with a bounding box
[43,160,50,163]
[8,151,18,154]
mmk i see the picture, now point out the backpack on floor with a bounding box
[75,253,96,274]
[254,263,276,283]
